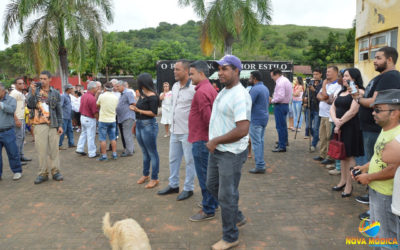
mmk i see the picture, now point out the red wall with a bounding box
[27,76,92,92]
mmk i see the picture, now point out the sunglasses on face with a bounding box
[373,108,394,113]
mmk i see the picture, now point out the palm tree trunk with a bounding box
[58,21,68,93]
[224,34,234,55]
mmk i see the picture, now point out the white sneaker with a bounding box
[328,169,341,175]
[76,128,80,133]
[310,146,315,152]
[13,172,22,180]
[326,164,335,170]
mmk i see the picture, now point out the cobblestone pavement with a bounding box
[0,116,369,249]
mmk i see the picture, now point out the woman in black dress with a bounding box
[330,68,364,197]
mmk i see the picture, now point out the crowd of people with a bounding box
[0,47,400,249]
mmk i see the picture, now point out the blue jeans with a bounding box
[206,149,247,243]
[369,188,397,247]
[168,133,195,191]
[192,141,218,215]
[14,119,25,157]
[136,118,159,180]
[292,101,303,129]
[274,104,289,150]
[0,128,22,177]
[249,124,266,170]
[363,131,379,162]
[304,109,319,140]
[59,119,74,147]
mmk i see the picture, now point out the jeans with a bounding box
[274,104,289,150]
[192,141,218,215]
[369,188,397,249]
[77,116,97,157]
[136,118,159,180]
[98,122,116,141]
[0,128,22,177]
[304,109,319,140]
[119,119,135,154]
[292,101,303,129]
[396,216,400,247]
[206,149,247,243]
[59,118,74,147]
[249,124,266,170]
[363,131,380,162]
[14,119,25,157]
[169,133,195,191]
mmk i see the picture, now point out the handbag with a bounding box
[327,131,346,160]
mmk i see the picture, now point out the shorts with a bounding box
[98,122,116,141]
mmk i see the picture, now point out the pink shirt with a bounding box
[272,75,293,104]
[188,79,218,143]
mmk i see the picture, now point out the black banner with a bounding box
[156,60,293,95]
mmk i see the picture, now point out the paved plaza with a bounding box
[0,116,369,249]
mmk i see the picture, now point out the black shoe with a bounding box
[359,211,370,221]
[332,184,345,191]
[249,168,266,174]
[52,172,64,181]
[177,190,193,201]
[355,194,369,204]
[341,191,352,198]
[157,186,179,195]
[272,148,286,152]
[75,151,87,156]
[321,159,334,165]
[275,141,289,147]
[21,162,27,166]
[34,175,49,184]
[120,152,133,157]
[313,156,324,161]
[20,156,32,162]
[236,217,247,228]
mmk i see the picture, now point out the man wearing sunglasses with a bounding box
[352,89,400,243]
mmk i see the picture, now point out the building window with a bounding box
[358,28,398,61]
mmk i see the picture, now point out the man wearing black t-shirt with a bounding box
[352,46,400,217]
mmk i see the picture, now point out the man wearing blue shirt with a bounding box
[59,84,75,149]
[248,71,270,174]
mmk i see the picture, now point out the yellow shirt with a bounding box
[9,89,26,119]
[368,125,400,195]
[96,91,118,123]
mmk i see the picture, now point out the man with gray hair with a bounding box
[116,81,136,157]
[76,81,99,158]
[0,83,23,181]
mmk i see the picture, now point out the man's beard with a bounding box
[375,61,387,73]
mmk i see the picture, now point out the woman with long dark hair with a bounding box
[292,76,304,131]
[129,73,160,189]
[330,68,364,197]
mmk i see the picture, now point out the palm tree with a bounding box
[3,0,113,91]
[178,0,272,55]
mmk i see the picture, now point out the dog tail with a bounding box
[102,212,112,238]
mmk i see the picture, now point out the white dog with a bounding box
[102,212,151,250]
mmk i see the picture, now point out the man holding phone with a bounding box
[27,71,64,184]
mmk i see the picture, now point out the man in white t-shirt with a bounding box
[313,66,341,165]
[9,78,31,164]
[382,130,400,244]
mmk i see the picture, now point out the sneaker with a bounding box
[321,159,335,165]
[326,164,335,170]
[34,175,49,184]
[189,210,215,222]
[310,146,316,152]
[237,217,247,228]
[328,169,341,175]
[112,154,118,160]
[197,202,220,211]
[359,211,370,221]
[13,172,22,180]
[98,156,108,161]
[212,239,239,250]
[76,128,80,133]
[355,194,369,205]
[52,172,64,181]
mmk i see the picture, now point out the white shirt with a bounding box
[318,81,341,118]
[170,80,195,134]
[70,94,80,113]
[9,89,25,119]
[391,134,400,216]
[209,83,252,154]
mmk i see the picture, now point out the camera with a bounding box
[305,77,314,87]
[34,82,42,89]
[350,167,361,177]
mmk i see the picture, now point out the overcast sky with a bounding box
[0,0,356,50]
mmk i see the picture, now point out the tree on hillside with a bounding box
[178,0,272,55]
[3,0,113,91]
